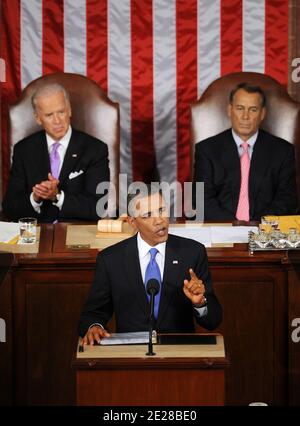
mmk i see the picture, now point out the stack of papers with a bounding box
[100,331,157,345]
[0,222,19,244]
[169,224,258,247]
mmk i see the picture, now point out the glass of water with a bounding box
[18,217,37,244]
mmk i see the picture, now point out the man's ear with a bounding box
[127,216,137,231]
[261,107,266,121]
[227,103,232,118]
[34,112,42,126]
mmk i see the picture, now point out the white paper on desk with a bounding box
[211,226,258,243]
[0,221,19,243]
[100,331,156,345]
[169,225,212,247]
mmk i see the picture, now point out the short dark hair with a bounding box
[127,183,162,207]
[127,183,164,216]
[229,82,266,107]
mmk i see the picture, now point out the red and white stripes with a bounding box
[1,0,289,196]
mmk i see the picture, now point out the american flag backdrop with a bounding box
[1,0,289,199]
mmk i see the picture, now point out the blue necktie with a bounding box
[145,248,162,320]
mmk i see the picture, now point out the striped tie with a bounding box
[236,142,250,221]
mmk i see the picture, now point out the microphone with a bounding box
[145,279,160,356]
[146,278,160,295]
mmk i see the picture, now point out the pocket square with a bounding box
[69,170,84,180]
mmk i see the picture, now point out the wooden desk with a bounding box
[1,222,299,406]
[74,334,228,406]
[287,251,300,406]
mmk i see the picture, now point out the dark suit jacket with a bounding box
[78,234,222,337]
[2,128,110,222]
[194,129,298,221]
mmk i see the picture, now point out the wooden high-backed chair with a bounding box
[190,72,300,200]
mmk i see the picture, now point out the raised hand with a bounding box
[183,268,206,306]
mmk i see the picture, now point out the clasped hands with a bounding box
[82,268,206,346]
[32,173,59,202]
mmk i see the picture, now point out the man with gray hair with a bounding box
[193,82,298,221]
[3,83,109,222]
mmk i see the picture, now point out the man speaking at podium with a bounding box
[78,186,222,344]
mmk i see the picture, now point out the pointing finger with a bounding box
[189,268,197,279]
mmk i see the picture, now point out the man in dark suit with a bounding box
[194,82,298,221]
[79,187,222,344]
[2,83,109,222]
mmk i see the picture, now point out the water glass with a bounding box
[19,218,37,244]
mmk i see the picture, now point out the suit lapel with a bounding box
[249,131,269,216]
[35,132,51,181]
[124,236,149,314]
[221,131,241,211]
[58,129,84,185]
[156,236,181,327]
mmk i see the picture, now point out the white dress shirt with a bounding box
[137,232,207,318]
[137,232,166,282]
[30,126,72,212]
[232,128,258,159]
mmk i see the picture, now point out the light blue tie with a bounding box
[144,248,162,320]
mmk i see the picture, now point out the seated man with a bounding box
[2,83,110,222]
[78,185,222,344]
[193,82,298,221]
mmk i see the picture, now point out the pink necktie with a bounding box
[236,142,250,221]
[50,142,61,179]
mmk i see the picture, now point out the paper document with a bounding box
[100,331,157,345]
[0,221,19,244]
[211,226,258,243]
[169,225,212,247]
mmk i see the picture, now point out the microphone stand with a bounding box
[146,291,156,356]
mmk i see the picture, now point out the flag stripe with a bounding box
[265,0,288,85]
[64,0,87,74]
[1,0,290,198]
[21,0,43,88]
[153,0,177,184]
[86,0,108,91]
[42,0,64,75]
[220,0,243,75]
[243,0,265,73]
[107,0,132,183]
[197,0,220,96]
[176,0,198,184]
[131,0,155,182]
[1,0,21,190]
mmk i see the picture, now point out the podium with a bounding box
[73,333,228,406]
